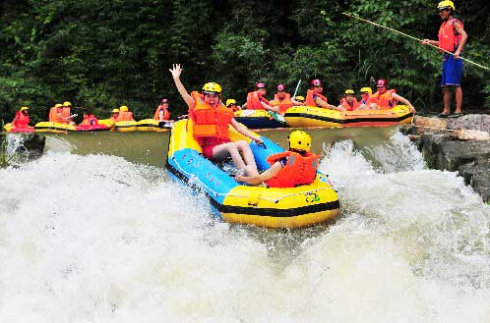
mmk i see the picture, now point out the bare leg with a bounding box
[442,87,451,114]
[454,86,463,113]
[212,142,247,170]
[235,140,259,176]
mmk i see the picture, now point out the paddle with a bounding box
[292,67,307,98]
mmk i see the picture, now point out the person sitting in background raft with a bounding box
[236,130,319,188]
[269,84,302,114]
[154,98,171,124]
[61,101,76,125]
[338,89,361,111]
[305,79,346,111]
[170,63,263,177]
[226,99,240,112]
[371,79,416,113]
[242,82,280,114]
[11,107,33,130]
[49,103,69,124]
[80,109,98,125]
[117,105,134,121]
[110,108,119,122]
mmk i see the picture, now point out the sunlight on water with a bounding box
[0,132,489,322]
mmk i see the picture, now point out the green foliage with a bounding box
[0,0,489,123]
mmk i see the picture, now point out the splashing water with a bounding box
[0,132,489,322]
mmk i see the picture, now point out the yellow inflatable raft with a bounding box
[136,119,172,132]
[166,119,340,228]
[34,122,76,134]
[285,105,413,128]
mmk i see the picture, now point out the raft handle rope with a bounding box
[342,12,490,71]
[170,155,333,203]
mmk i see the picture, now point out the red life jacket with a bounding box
[371,89,396,109]
[265,151,319,188]
[270,93,293,113]
[438,18,464,52]
[49,107,63,123]
[246,91,270,110]
[81,114,98,125]
[340,98,361,111]
[12,111,30,128]
[190,91,233,142]
[361,94,378,105]
[153,105,170,121]
[305,89,328,107]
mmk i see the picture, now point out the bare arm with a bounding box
[169,64,194,107]
[262,102,280,114]
[421,39,439,46]
[392,93,416,113]
[317,97,346,111]
[231,118,263,144]
[236,162,282,185]
[453,21,468,59]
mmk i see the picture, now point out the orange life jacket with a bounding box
[80,114,98,125]
[190,91,233,141]
[265,151,319,188]
[371,89,396,109]
[270,93,293,113]
[117,111,134,121]
[49,107,64,123]
[246,91,271,110]
[438,18,464,52]
[361,95,378,105]
[153,105,170,121]
[12,111,30,128]
[305,89,328,107]
[340,98,361,111]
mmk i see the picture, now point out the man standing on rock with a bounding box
[422,1,467,117]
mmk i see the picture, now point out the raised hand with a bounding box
[169,64,183,79]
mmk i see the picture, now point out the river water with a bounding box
[1,128,489,322]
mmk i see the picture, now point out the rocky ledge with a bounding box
[405,114,490,202]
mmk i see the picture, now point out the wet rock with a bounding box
[418,131,490,202]
[459,159,490,203]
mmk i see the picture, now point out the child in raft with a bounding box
[236,130,319,188]
[170,64,263,177]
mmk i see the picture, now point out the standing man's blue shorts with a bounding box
[441,54,463,87]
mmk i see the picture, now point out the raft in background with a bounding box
[234,109,287,129]
[3,123,35,134]
[166,119,340,229]
[136,119,172,132]
[285,105,413,128]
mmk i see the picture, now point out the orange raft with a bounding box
[284,105,413,128]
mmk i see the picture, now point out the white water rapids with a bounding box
[0,132,489,322]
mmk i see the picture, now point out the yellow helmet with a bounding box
[295,96,305,101]
[226,99,237,107]
[437,0,455,11]
[55,103,63,108]
[202,82,222,94]
[63,101,72,106]
[20,106,29,111]
[360,87,373,94]
[345,89,355,95]
[119,105,128,112]
[112,108,120,113]
[288,130,312,153]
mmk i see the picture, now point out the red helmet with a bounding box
[161,98,168,104]
[277,84,286,91]
[255,82,266,89]
[376,79,387,88]
[311,79,322,87]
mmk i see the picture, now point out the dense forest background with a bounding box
[1,0,489,123]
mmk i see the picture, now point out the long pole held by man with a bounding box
[421,1,468,117]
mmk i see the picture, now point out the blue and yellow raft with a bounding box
[166,119,340,228]
[233,109,287,129]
